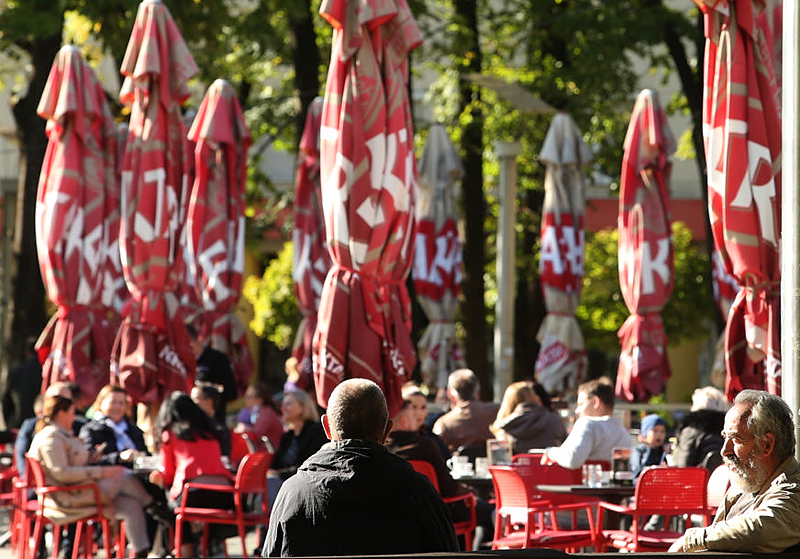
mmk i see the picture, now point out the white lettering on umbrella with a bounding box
[197,239,232,302]
[413,230,460,287]
[729,136,778,247]
[292,229,311,283]
[133,168,166,242]
[640,238,671,295]
[540,224,584,276]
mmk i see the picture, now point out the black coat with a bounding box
[675,409,726,471]
[263,439,458,557]
[78,416,148,466]
[271,420,328,480]
[196,345,238,423]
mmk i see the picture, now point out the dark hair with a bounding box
[578,377,615,409]
[154,392,218,447]
[448,369,479,401]
[531,381,553,411]
[36,395,73,434]
[245,382,280,414]
[194,384,220,411]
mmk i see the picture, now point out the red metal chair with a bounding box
[174,451,272,558]
[511,453,601,531]
[489,465,597,552]
[25,454,116,559]
[408,460,477,551]
[230,431,256,468]
[597,466,710,552]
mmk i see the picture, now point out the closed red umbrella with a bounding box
[313,0,421,416]
[695,0,781,399]
[535,112,591,394]
[291,96,331,389]
[185,79,253,397]
[616,89,675,402]
[35,45,119,405]
[414,124,465,394]
[113,0,198,403]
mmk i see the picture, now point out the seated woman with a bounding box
[401,383,450,459]
[191,384,232,458]
[28,394,165,558]
[79,384,147,466]
[270,390,328,480]
[386,395,494,550]
[234,382,283,451]
[149,391,234,557]
[491,381,567,453]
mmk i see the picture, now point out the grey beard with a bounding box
[724,454,768,494]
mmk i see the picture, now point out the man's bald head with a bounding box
[324,379,390,442]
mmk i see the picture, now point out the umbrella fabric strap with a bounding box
[741,279,780,298]
[57,304,93,318]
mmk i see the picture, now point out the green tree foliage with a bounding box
[243,241,299,351]
[576,221,713,353]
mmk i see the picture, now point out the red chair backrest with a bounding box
[707,464,730,510]
[235,451,272,493]
[489,465,537,510]
[408,460,440,492]
[230,431,254,467]
[24,455,45,491]
[635,466,709,515]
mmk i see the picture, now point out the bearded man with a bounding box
[669,389,800,553]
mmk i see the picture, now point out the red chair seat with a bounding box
[174,451,272,558]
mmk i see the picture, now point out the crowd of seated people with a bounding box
[19,345,800,558]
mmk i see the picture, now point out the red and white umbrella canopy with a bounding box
[186,79,254,397]
[616,89,675,402]
[414,124,465,392]
[291,96,331,389]
[35,45,119,405]
[535,112,591,394]
[113,0,198,403]
[314,0,421,416]
[695,0,781,399]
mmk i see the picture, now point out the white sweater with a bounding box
[546,415,631,469]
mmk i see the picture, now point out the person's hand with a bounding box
[149,470,164,488]
[667,536,686,553]
[102,465,125,479]
[90,442,107,462]
[540,450,554,465]
[119,449,138,462]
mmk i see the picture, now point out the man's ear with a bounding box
[321,414,332,440]
[381,419,395,444]
[760,432,776,457]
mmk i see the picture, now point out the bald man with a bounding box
[262,379,459,557]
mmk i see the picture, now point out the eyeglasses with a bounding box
[720,430,753,445]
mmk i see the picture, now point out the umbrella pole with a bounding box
[493,141,521,402]
[781,0,800,461]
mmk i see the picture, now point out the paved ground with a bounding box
[0,508,262,558]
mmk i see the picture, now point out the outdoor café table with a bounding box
[452,473,494,501]
[536,483,635,529]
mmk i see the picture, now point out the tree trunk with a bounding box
[515,188,545,381]
[291,0,322,150]
[455,0,489,398]
[8,32,62,368]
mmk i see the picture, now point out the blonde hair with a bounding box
[691,386,730,412]
[491,381,537,434]
[92,384,129,415]
[284,390,319,422]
